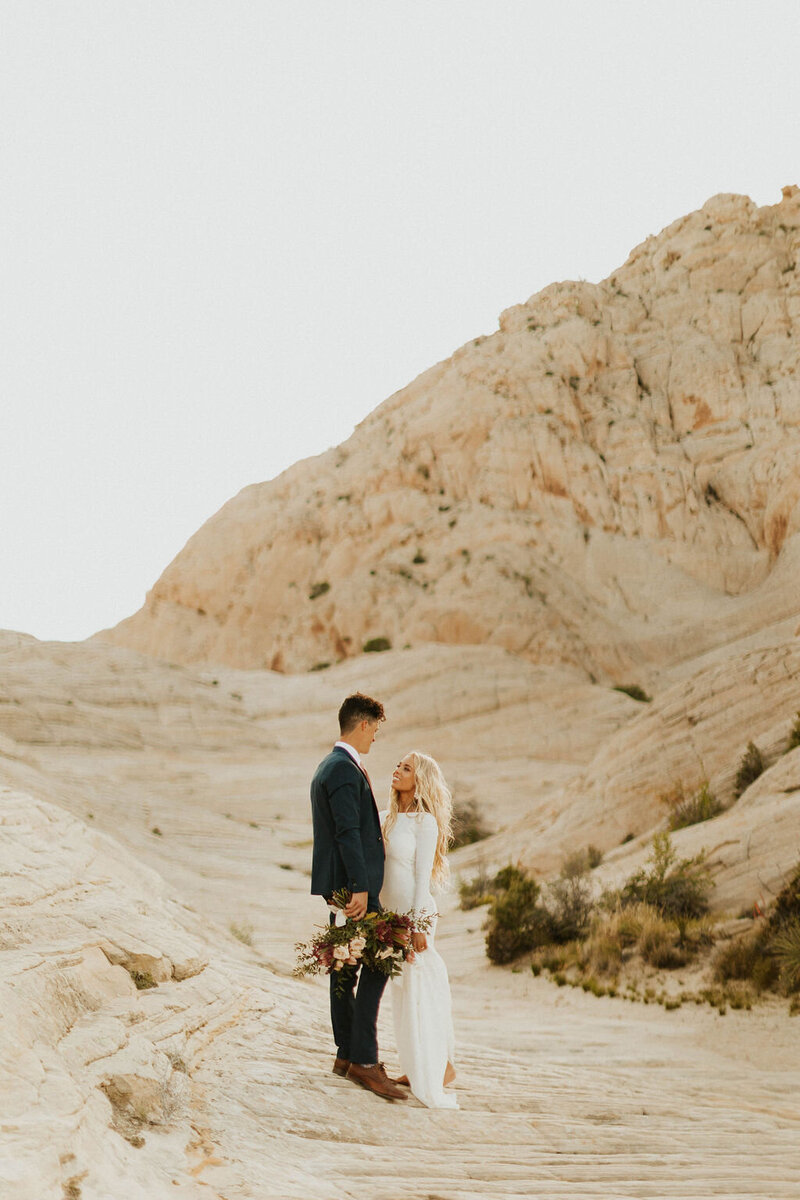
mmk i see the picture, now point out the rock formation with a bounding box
[5,188,800,1197]
[99,188,800,682]
[2,633,800,1198]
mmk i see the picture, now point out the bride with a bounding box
[380,751,458,1109]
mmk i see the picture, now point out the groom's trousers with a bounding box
[329,902,387,1064]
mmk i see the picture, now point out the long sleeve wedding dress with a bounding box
[380,811,458,1109]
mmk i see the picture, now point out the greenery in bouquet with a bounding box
[294,889,434,993]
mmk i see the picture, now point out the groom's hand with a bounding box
[344,891,368,919]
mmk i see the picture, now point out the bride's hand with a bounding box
[412,931,427,953]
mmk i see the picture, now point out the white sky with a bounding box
[2,2,798,643]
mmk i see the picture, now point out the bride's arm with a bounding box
[411,815,438,949]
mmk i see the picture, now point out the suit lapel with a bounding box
[332,745,382,831]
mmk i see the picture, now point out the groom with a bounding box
[310,692,407,1102]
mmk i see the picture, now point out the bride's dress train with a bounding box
[380,811,458,1110]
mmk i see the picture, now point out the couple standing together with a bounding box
[310,692,458,1108]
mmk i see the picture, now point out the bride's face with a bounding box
[391,757,416,795]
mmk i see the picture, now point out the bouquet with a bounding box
[294,889,434,993]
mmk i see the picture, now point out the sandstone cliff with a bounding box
[99,187,800,680]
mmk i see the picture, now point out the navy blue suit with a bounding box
[310,745,386,1064]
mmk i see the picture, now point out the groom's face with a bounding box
[351,718,380,755]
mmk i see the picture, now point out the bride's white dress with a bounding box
[380,811,458,1109]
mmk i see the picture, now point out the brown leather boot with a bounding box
[345,1062,408,1101]
[332,1057,350,1077]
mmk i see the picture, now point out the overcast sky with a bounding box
[2,2,798,643]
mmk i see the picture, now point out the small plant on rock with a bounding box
[613,684,652,703]
[734,741,765,797]
[363,637,392,653]
[786,712,800,753]
[666,781,723,831]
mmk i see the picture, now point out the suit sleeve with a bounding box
[326,768,370,894]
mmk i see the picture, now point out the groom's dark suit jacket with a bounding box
[310,746,385,901]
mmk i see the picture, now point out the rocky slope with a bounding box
[100,187,800,681]
[3,635,800,1199]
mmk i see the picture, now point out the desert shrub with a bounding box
[586,844,604,869]
[734,741,765,797]
[363,637,392,653]
[713,927,779,992]
[458,861,494,911]
[772,920,800,992]
[613,684,651,703]
[666,782,724,831]
[309,581,330,600]
[768,860,800,930]
[491,864,526,891]
[713,860,800,996]
[639,917,687,969]
[584,927,624,976]
[584,901,710,977]
[620,833,712,920]
[544,852,595,943]
[485,867,554,964]
[459,862,527,911]
[451,797,491,849]
[786,712,800,753]
[130,969,157,990]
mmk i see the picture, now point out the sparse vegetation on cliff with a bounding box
[362,636,391,653]
[665,782,724,831]
[734,741,765,797]
[614,685,651,703]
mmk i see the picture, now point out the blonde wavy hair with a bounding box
[384,751,453,890]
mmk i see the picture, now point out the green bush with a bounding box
[769,861,800,930]
[772,920,800,992]
[713,927,779,992]
[309,581,330,600]
[786,712,800,753]
[666,782,723,831]
[613,684,652,703]
[734,741,765,797]
[458,863,493,911]
[485,867,553,964]
[363,637,392,653]
[545,852,594,943]
[620,833,711,920]
[714,860,800,996]
[458,862,524,911]
[586,844,604,869]
[639,923,687,969]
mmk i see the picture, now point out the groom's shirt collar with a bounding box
[334,740,361,767]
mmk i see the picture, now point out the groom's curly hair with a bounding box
[338,692,385,733]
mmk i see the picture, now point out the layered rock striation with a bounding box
[100,188,800,680]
